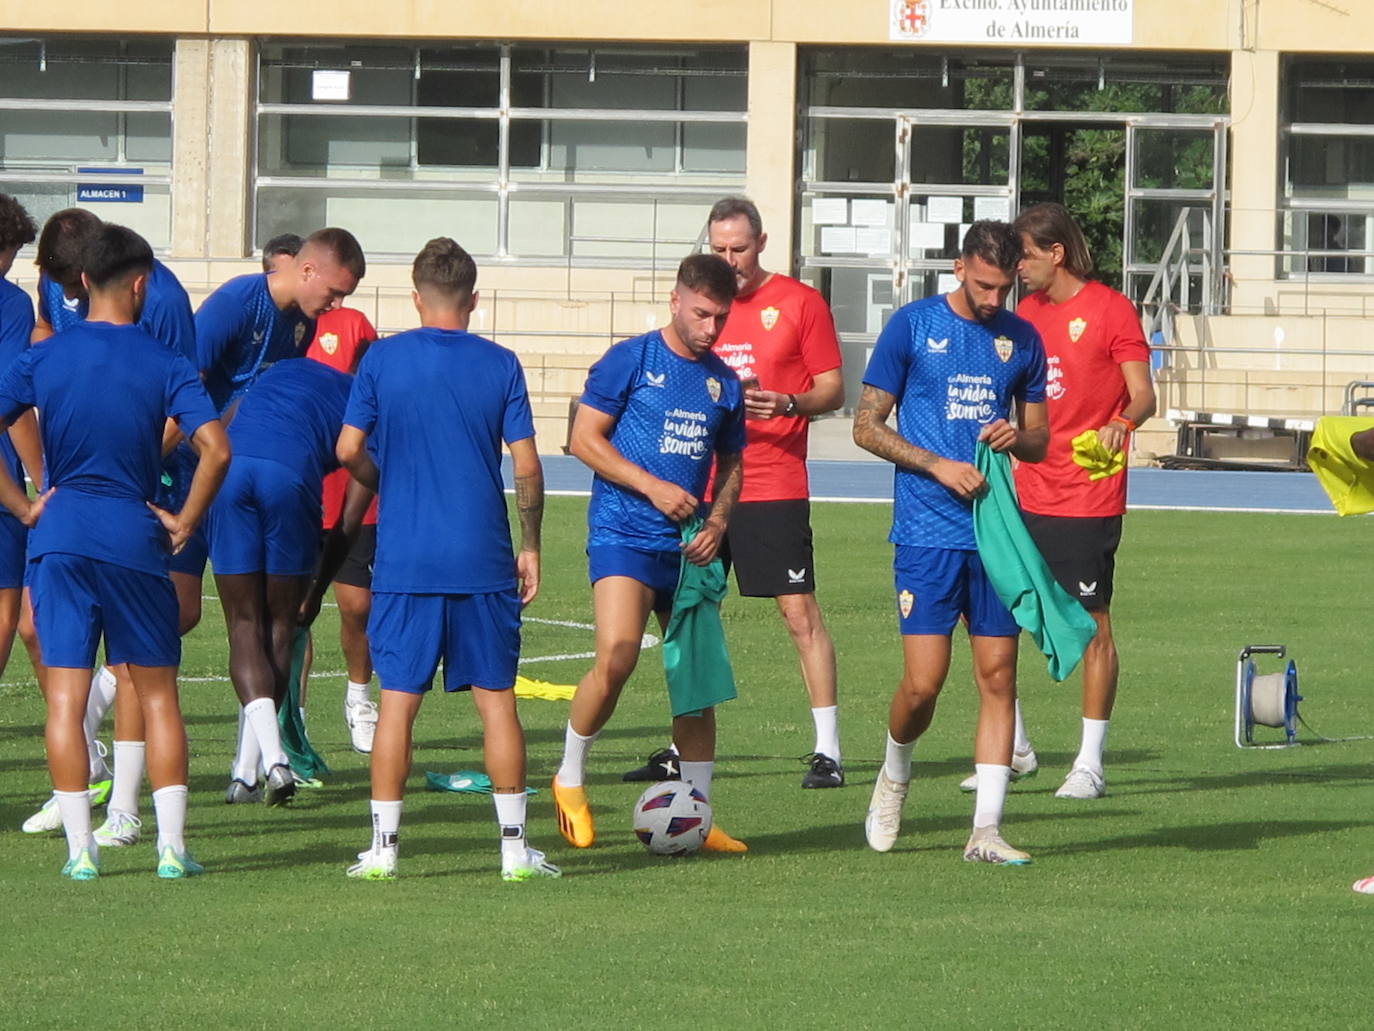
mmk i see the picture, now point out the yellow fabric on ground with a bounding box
[514,675,576,701]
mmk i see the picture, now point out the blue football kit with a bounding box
[863,294,1046,635]
[0,280,33,589]
[0,322,218,666]
[39,261,196,360]
[343,327,535,692]
[209,358,353,576]
[195,273,314,413]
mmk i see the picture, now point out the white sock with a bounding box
[55,789,96,861]
[811,705,841,763]
[110,740,146,817]
[884,732,915,784]
[85,667,117,777]
[1074,718,1110,775]
[973,764,1012,829]
[493,791,528,865]
[1013,700,1032,754]
[678,760,713,799]
[346,680,370,707]
[369,799,402,854]
[152,784,188,854]
[232,706,263,784]
[243,697,288,771]
[556,723,598,788]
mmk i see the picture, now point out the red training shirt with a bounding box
[710,274,841,503]
[1013,280,1150,518]
[305,307,379,528]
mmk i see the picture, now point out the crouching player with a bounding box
[336,238,557,882]
[0,224,228,879]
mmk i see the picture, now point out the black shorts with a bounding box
[720,499,815,597]
[1021,512,1122,612]
[317,523,376,590]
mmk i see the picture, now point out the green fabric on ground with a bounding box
[1308,416,1374,516]
[425,770,537,795]
[280,626,330,780]
[972,442,1097,682]
[662,518,737,719]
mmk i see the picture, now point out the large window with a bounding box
[254,42,747,262]
[1281,57,1374,277]
[0,36,174,249]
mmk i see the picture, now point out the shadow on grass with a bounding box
[1058,818,1374,854]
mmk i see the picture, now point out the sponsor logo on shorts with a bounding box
[927,336,948,354]
[1068,317,1088,343]
[318,331,339,355]
[705,377,721,403]
[898,589,914,618]
[761,306,780,331]
[787,567,807,584]
[1078,580,1098,596]
[645,371,666,388]
[994,336,1013,363]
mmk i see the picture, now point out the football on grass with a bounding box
[632,781,712,855]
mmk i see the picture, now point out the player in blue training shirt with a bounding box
[853,221,1049,866]
[552,252,748,854]
[19,207,203,842]
[209,357,360,808]
[335,237,557,883]
[0,224,229,880]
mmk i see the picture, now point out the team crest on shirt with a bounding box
[898,589,914,618]
[1068,317,1088,343]
[761,306,780,331]
[294,323,307,347]
[318,332,339,355]
[993,336,1013,362]
[705,377,722,403]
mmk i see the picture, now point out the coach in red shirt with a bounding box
[1006,202,1155,800]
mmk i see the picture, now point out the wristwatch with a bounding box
[783,394,799,417]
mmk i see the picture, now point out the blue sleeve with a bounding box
[0,347,37,424]
[863,309,912,398]
[502,357,536,446]
[579,340,638,419]
[716,380,746,455]
[1018,330,1048,404]
[194,283,244,375]
[166,354,218,440]
[343,350,379,435]
[0,289,34,370]
[141,274,197,361]
[35,276,51,328]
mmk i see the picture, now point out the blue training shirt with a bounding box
[580,330,745,553]
[195,272,314,413]
[39,262,196,361]
[0,322,218,576]
[343,327,534,595]
[229,358,352,500]
[863,294,1047,550]
[0,279,34,489]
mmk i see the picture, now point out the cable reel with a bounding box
[1234,645,1301,749]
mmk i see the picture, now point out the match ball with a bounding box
[632,781,712,855]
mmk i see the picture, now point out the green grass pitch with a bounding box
[3,497,1374,1028]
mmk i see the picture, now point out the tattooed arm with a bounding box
[509,436,544,605]
[851,383,986,501]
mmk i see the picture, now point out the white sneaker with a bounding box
[1055,765,1106,799]
[345,698,378,754]
[958,747,1039,792]
[963,825,1032,865]
[502,846,562,882]
[94,810,143,847]
[864,770,910,853]
[347,847,397,880]
[21,782,111,834]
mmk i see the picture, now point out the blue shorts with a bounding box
[893,545,1018,638]
[0,512,28,590]
[588,544,679,613]
[30,552,179,668]
[208,456,320,577]
[168,525,208,578]
[368,590,521,694]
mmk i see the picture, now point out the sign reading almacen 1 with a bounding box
[890,0,1133,45]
